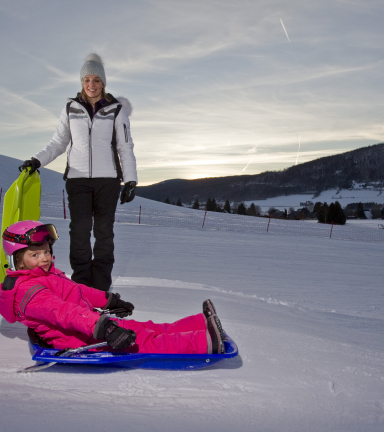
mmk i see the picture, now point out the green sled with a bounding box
[0,168,41,282]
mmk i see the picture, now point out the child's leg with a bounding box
[124,313,206,335]
[121,321,208,354]
[117,316,208,354]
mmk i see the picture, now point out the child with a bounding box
[0,221,225,354]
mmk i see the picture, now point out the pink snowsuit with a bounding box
[0,264,208,354]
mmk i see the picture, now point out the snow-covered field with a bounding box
[244,188,384,211]
[0,211,383,431]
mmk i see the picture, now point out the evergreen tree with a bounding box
[316,202,329,223]
[237,203,247,215]
[206,198,212,211]
[327,201,346,225]
[327,203,337,224]
[192,199,200,210]
[224,199,231,213]
[313,202,322,217]
[165,197,170,204]
[176,197,183,207]
[335,201,346,225]
[206,198,217,211]
[211,198,217,212]
[356,202,366,219]
[247,203,257,216]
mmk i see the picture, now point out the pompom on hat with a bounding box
[80,53,106,86]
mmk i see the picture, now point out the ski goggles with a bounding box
[3,224,59,246]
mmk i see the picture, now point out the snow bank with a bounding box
[0,218,383,432]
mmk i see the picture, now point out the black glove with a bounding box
[94,316,136,350]
[18,157,41,174]
[103,292,134,317]
[120,181,136,204]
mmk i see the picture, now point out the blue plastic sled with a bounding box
[28,329,239,371]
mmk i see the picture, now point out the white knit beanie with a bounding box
[80,53,107,86]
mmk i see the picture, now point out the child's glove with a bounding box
[120,181,136,204]
[104,292,134,317]
[94,316,136,350]
[18,157,41,174]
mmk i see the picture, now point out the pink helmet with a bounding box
[2,220,59,270]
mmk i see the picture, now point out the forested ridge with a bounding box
[136,143,384,203]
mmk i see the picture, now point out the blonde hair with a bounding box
[80,87,112,103]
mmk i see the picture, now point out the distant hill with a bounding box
[0,154,64,195]
[136,143,384,204]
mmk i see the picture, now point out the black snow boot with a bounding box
[207,315,225,354]
[203,299,216,319]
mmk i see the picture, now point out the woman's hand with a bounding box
[18,157,41,174]
[120,181,136,204]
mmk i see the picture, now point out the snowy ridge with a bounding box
[244,188,384,210]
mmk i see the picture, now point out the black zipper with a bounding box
[111,146,116,169]
[89,127,92,178]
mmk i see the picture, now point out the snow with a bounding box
[243,188,384,211]
[1,211,384,431]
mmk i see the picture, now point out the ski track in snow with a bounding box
[113,276,384,320]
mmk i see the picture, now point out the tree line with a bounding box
[165,197,263,215]
[165,197,384,225]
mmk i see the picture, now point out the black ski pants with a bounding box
[65,178,121,291]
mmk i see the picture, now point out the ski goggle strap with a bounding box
[3,224,59,246]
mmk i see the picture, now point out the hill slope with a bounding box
[136,143,384,203]
[0,154,64,194]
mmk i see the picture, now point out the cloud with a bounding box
[1,0,383,184]
[0,86,58,136]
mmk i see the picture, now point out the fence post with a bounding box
[267,217,271,233]
[330,222,334,238]
[62,189,67,219]
[139,205,141,224]
[202,210,207,228]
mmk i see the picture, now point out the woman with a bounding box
[19,54,138,292]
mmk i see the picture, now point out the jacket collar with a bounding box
[6,262,58,278]
[72,93,119,107]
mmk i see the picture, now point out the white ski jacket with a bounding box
[34,95,138,184]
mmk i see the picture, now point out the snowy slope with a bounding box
[244,188,384,211]
[1,156,384,431]
[0,154,65,194]
[0,216,383,432]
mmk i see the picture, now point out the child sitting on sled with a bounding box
[0,221,225,354]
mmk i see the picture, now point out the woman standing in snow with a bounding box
[19,54,138,292]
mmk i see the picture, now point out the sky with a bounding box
[0,0,383,186]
